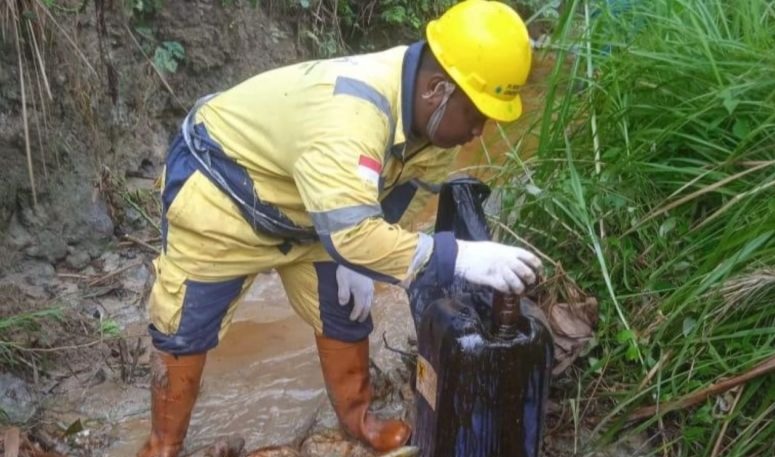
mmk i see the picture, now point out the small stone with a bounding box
[5,213,33,250]
[23,261,56,286]
[86,241,106,260]
[0,373,40,424]
[31,231,69,263]
[75,382,148,420]
[65,250,92,271]
[301,430,362,457]
[87,193,115,239]
[125,208,143,225]
[24,244,41,258]
[122,263,151,294]
[19,205,47,228]
[100,252,122,272]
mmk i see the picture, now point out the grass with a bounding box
[0,304,63,373]
[2,0,98,208]
[493,0,775,455]
[0,283,123,387]
[2,0,52,207]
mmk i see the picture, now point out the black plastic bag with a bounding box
[408,175,495,330]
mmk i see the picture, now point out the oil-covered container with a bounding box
[409,176,553,457]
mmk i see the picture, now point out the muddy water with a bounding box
[108,274,324,455]
[107,55,553,457]
[107,275,417,455]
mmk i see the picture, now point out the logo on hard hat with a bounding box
[503,84,521,97]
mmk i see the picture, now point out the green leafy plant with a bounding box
[99,319,122,338]
[153,40,185,74]
[379,0,455,30]
[132,27,186,76]
[130,0,163,16]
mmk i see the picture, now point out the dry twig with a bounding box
[87,260,143,287]
[124,234,161,254]
[629,354,775,421]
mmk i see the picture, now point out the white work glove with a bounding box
[454,240,542,293]
[336,265,374,323]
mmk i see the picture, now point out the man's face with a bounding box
[430,88,488,148]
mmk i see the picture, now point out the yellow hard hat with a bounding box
[426,0,532,122]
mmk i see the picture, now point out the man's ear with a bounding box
[421,73,449,101]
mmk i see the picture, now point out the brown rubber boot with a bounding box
[315,334,411,452]
[136,351,207,457]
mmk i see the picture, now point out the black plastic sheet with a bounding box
[408,175,496,330]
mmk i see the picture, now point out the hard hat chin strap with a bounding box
[422,80,456,142]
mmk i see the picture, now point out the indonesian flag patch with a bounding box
[357,155,381,186]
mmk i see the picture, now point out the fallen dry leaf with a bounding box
[546,297,598,375]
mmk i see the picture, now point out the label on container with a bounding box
[416,354,437,411]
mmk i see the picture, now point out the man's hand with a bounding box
[336,265,375,322]
[454,240,542,293]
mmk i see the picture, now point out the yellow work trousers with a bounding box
[148,134,373,355]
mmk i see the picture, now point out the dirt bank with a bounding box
[0,0,302,266]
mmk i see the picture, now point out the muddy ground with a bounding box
[1,1,651,456]
[0,240,651,457]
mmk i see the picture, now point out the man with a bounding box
[137,1,541,455]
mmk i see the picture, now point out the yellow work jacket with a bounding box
[194,42,459,286]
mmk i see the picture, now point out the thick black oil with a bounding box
[412,294,553,457]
